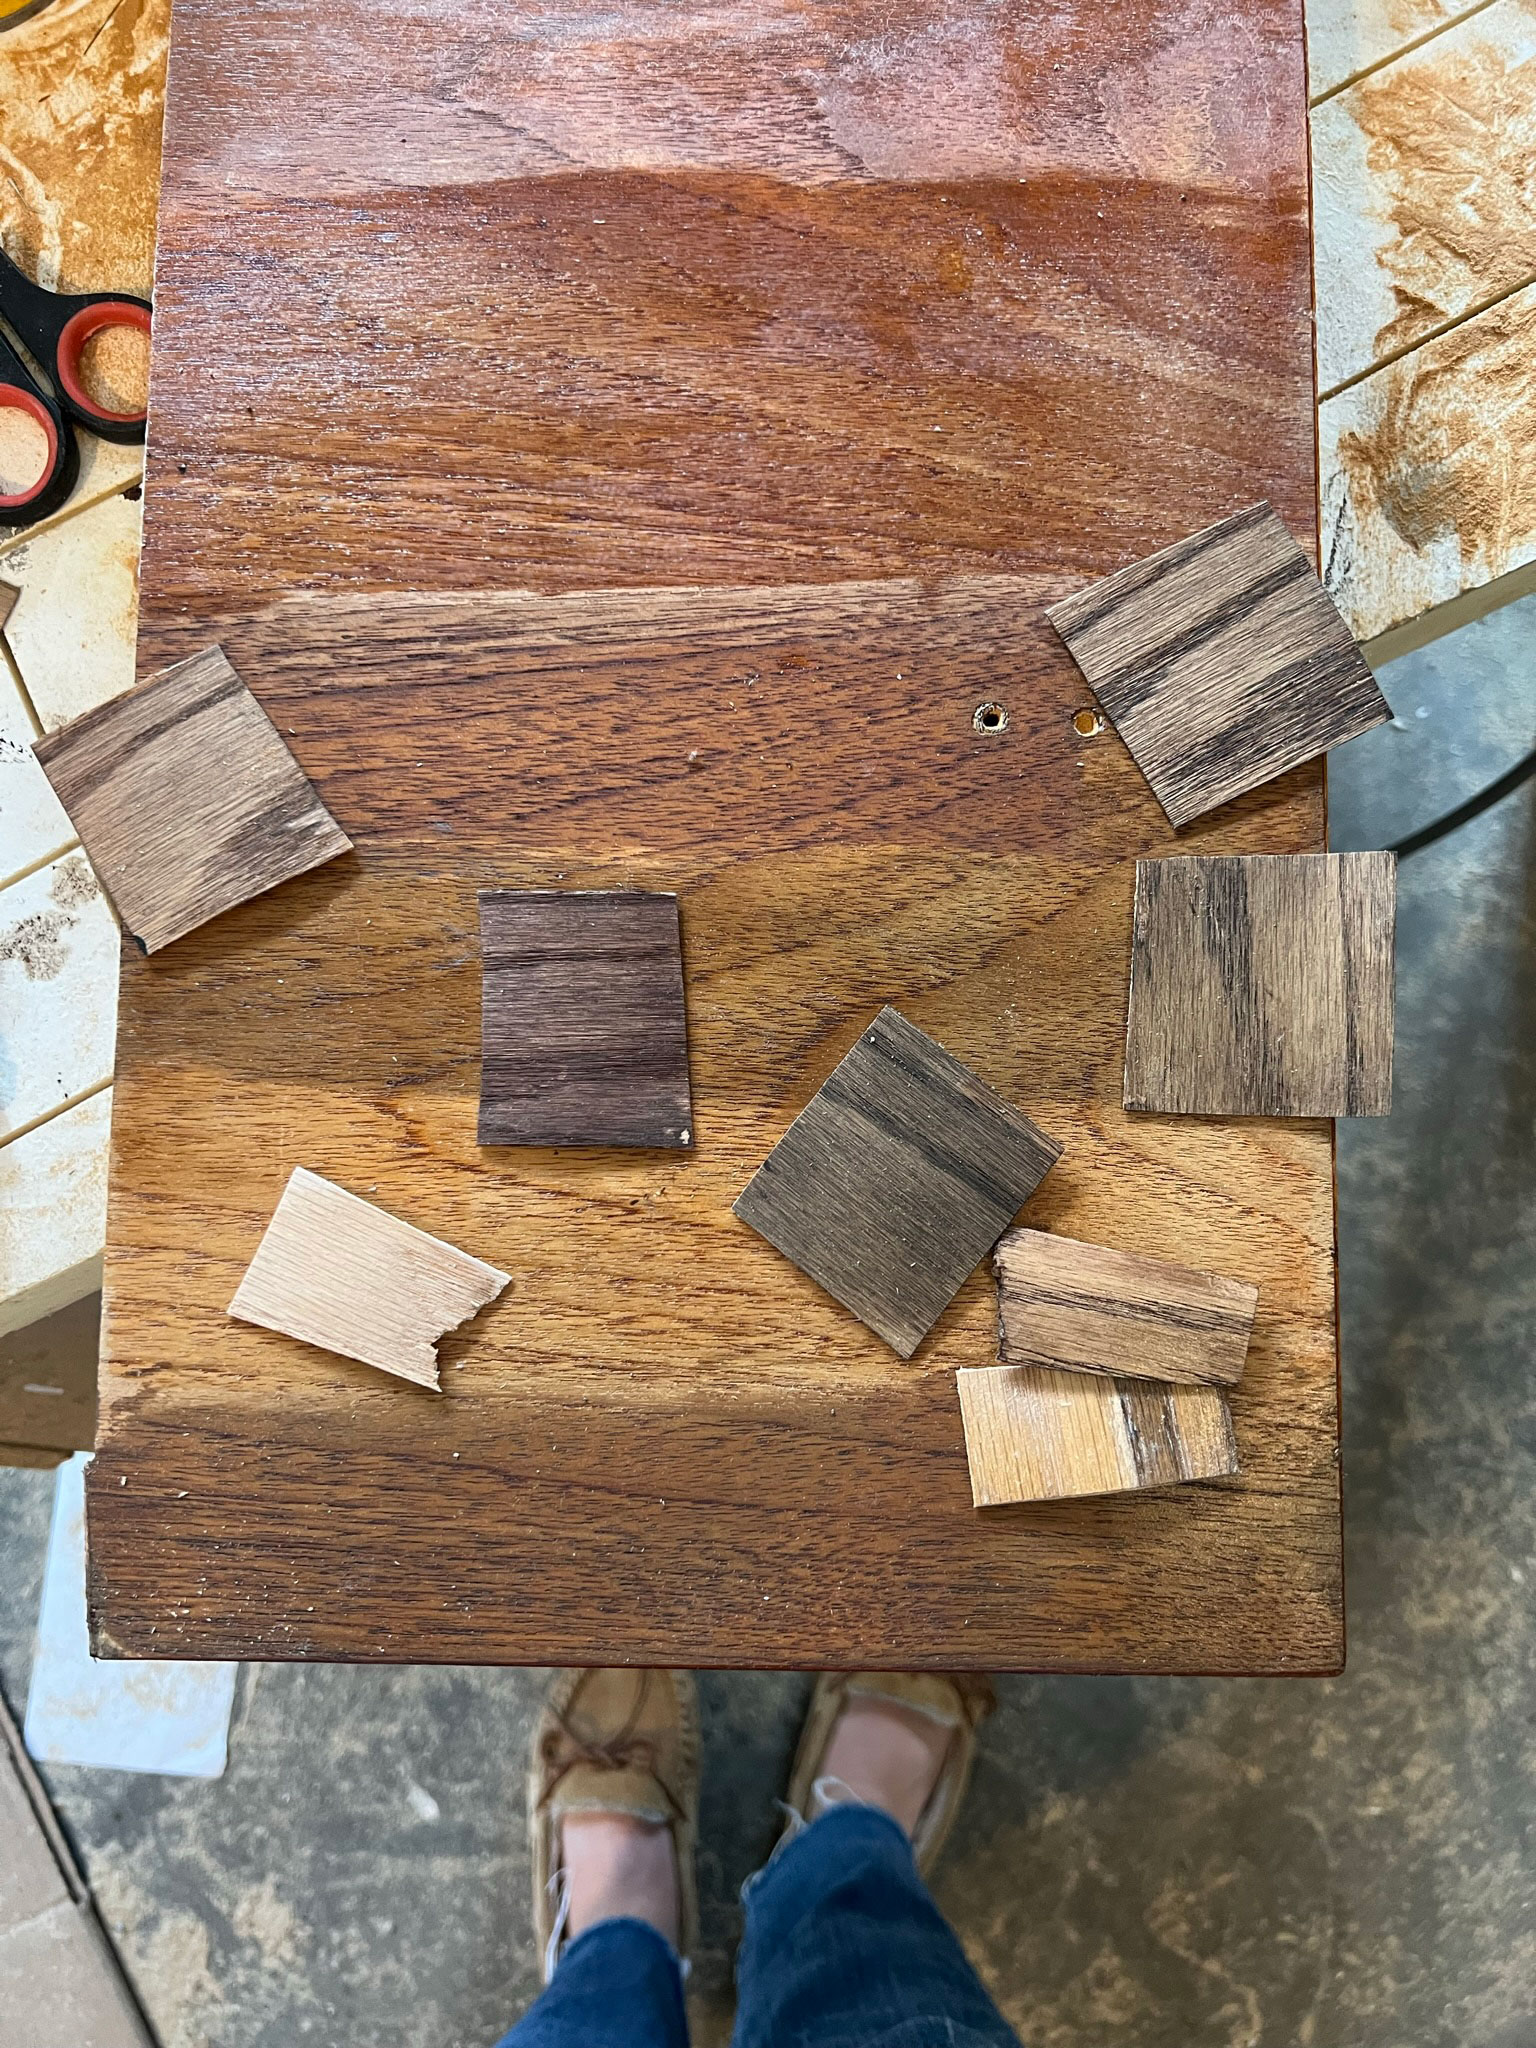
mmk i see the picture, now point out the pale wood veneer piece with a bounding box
[1047,502,1390,829]
[1124,852,1396,1117]
[734,1005,1062,1358]
[479,889,692,1148]
[957,1363,1239,1506]
[229,1168,510,1390]
[994,1227,1257,1388]
[32,644,351,953]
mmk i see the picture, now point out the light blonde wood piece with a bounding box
[228,1168,510,1390]
[994,1228,1258,1388]
[957,1364,1239,1507]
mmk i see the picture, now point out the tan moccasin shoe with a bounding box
[529,1668,700,1982]
[784,1672,996,1875]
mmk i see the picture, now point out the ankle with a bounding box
[561,1811,680,1946]
[814,1697,953,1839]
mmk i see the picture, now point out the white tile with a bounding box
[0,1088,110,1339]
[26,1455,236,1779]
[0,653,74,888]
[1312,1,1536,390]
[1305,0,1486,99]
[0,851,118,1139]
[1321,282,1536,645]
[0,487,144,732]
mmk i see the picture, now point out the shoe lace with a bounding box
[535,1674,687,1825]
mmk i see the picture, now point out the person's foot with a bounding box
[529,1669,699,1979]
[814,1693,958,1837]
[784,1673,996,1874]
[561,1811,679,1945]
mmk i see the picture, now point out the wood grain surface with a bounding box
[90,0,1336,1672]
[228,1167,510,1390]
[993,1227,1258,1388]
[956,1363,1239,1506]
[734,1006,1061,1358]
[1047,503,1389,829]
[1124,852,1397,1116]
[33,645,351,952]
[479,891,692,1149]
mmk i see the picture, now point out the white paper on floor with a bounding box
[24,1454,237,1778]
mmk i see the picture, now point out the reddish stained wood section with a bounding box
[92,0,1337,1672]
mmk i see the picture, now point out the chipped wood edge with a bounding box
[228,1167,510,1390]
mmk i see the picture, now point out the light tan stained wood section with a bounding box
[93,0,1336,1674]
[229,1168,509,1390]
[994,1228,1258,1388]
[90,581,1341,1674]
[1046,502,1388,828]
[1124,852,1396,1117]
[32,644,351,953]
[957,1364,1239,1506]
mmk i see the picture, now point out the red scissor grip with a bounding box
[0,384,61,509]
[54,300,151,426]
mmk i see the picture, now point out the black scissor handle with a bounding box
[0,333,78,524]
[0,251,150,444]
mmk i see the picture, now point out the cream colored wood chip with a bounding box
[229,1168,510,1389]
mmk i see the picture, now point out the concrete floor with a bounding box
[2,600,1534,2048]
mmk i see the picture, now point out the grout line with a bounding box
[0,1076,112,1157]
[1,611,48,738]
[1319,270,1536,402]
[0,840,81,896]
[1309,0,1504,105]
[0,463,145,563]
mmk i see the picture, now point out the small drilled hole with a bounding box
[1073,708,1105,737]
[973,701,1008,734]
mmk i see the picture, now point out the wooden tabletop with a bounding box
[88,0,1341,1673]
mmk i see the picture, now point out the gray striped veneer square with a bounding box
[1124,853,1396,1117]
[32,645,351,954]
[1047,502,1390,829]
[734,1005,1062,1358]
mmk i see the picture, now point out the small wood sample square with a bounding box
[1047,502,1390,828]
[32,644,350,953]
[995,1228,1257,1388]
[229,1168,509,1389]
[478,890,692,1148]
[1125,853,1395,1117]
[733,1005,1062,1358]
[957,1363,1239,1506]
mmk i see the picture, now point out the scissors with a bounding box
[0,243,151,524]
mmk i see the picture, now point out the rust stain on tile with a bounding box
[0,0,170,295]
[1351,14,1536,363]
[1335,289,1536,563]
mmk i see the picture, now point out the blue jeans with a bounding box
[497,1803,1022,2048]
